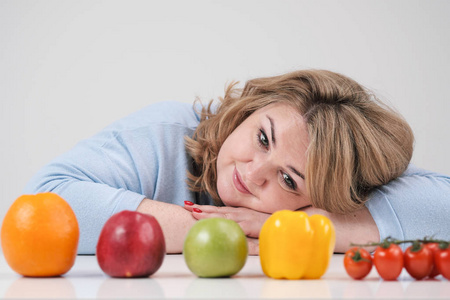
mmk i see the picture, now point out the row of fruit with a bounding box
[99,207,337,279]
[2,193,449,281]
[1,193,337,279]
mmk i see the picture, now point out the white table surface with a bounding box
[1,253,449,299]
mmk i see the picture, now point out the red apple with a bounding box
[96,210,165,278]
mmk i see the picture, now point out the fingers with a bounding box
[183,201,222,213]
[183,201,195,212]
[184,202,241,219]
[183,202,267,236]
[183,201,226,221]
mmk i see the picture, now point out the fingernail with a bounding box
[193,208,202,213]
[184,201,194,206]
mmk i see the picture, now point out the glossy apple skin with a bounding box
[96,210,165,278]
[183,218,248,278]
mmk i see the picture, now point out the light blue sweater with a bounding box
[24,101,450,254]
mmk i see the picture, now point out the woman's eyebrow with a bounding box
[289,166,305,180]
[267,115,276,146]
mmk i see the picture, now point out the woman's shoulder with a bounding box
[367,164,450,244]
[402,164,449,177]
[113,101,201,130]
[381,164,449,189]
[370,164,450,204]
[71,101,202,154]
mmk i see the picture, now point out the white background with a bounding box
[1,0,449,228]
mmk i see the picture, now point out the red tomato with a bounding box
[434,244,450,280]
[344,247,373,280]
[404,243,433,280]
[424,243,441,278]
[373,243,404,280]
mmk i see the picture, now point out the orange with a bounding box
[1,192,79,277]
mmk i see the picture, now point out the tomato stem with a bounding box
[410,240,422,252]
[439,241,449,250]
[351,249,372,263]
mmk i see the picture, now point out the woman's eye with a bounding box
[258,129,269,148]
[282,173,297,190]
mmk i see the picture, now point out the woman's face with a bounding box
[216,102,311,213]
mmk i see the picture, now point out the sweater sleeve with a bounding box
[23,134,148,254]
[23,101,203,255]
[365,165,450,248]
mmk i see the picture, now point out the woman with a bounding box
[24,70,450,254]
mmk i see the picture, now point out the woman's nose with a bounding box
[246,157,272,186]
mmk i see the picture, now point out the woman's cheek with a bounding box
[217,178,237,207]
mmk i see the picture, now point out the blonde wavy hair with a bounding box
[185,69,414,214]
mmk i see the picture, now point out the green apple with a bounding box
[183,218,248,278]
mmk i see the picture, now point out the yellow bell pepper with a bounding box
[259,210,336,280]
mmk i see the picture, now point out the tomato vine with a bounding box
[345,237,450,281]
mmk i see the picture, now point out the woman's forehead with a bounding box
[253,102,304,125]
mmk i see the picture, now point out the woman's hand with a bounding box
[184,202,268,255]
[184,202,270,238]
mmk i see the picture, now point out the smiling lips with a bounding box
[233,167,251,195]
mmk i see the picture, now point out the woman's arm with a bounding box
[137,199,197,253]
[183,203,267,255]
[185,203,379,254]
[22,127,195,255]
[139,200,260,254]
